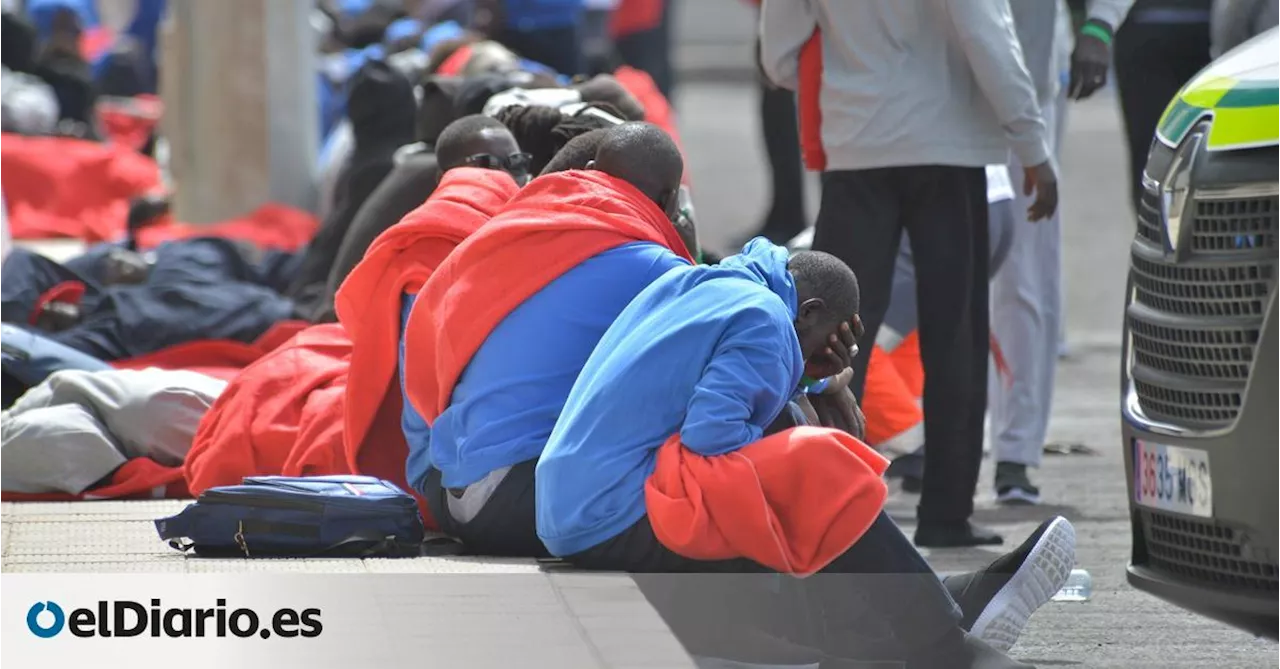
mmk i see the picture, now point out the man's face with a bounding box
[101,249,151,285]
[793,299,842,364]
[456,128,531,184]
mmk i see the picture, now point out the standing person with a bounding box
[761,0,1059,547]
[474,0,586,76]
[611,0,675,99]
[1113,0,1213,209]
[740,0,808,246]
[1211,0,1278,56]
[988,0,1133,506]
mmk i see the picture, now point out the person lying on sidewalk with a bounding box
[2,367,225,497]
[400,122,696,558]
[535,238,1077,668]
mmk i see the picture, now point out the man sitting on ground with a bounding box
[344,114,528,497]
[401,122,696,557]
[535,240,1076,668]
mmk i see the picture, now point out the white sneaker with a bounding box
[952,516,1077,652]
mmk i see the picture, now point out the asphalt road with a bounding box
[673,84,1279,667]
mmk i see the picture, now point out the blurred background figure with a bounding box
[1112,0,1213,209]
[1211,0,1279,56]
[988,0,1133,507]
[738,0,807,247]
[473,0,586,75]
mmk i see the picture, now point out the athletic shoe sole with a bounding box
[997,486,1043,505]
[969,516,1076,652]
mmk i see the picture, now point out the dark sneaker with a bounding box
[945,517,1076,652]
[914,520,1005,548]
[995,462,1042,506]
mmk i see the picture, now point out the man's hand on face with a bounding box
[804,318,862,380]
[1069,20,1114,101]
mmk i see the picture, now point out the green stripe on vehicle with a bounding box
[1215,80,1280,108]
[1157,98,1211,147]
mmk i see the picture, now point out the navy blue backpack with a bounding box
[155,475,426,558]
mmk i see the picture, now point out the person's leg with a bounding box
[901,166,996,547]
[811,169,903,403]
[1,403,126,495]
[989,158,1063,505]
[752,84,808,245]
[422,460,549,558]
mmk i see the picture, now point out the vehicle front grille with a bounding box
[1131,380,1242,425]
[1128,185,1278,430]
[1192,197,1278,252]
[1140,510,1279,594]
[1128,319,1256,380]
[1135,186,1279,254]
[1136,188,1164,246]
[1131,256,1273,318]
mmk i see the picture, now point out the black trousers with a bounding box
[814,167,989,523]
[569,512,962,665]
[423,460,550,558]
[756,83,808,244]
[1113,18,1212,209]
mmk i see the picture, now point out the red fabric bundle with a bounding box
[646,427,889,575]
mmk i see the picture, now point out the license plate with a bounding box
[1134,441,1213,518]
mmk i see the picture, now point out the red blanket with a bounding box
[110,321,310,381]
[135,204,319,252]
[336,168,519,477]
[183,324,355,495]
[646,428,889,575]
[2,134,318,249]
[2,134,163,241]
[403,169,694,422]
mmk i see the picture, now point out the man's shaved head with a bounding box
[540,128,608,175]
[435,114,520,176]
[590,122,683,217]
[788,250,860,361]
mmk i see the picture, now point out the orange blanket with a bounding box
[335,168,520,475]
[646,428,889,575]
[403,169,694,422]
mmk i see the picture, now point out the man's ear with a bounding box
[796,298,826,327]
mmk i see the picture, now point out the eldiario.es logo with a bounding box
[26,599,322,639]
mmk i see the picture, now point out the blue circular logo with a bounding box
[27,602,65,638]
